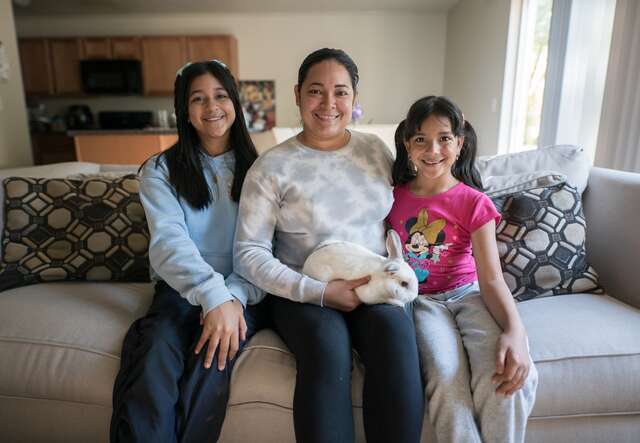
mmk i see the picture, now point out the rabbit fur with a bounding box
[302,230,418,306]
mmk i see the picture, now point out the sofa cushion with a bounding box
[519,293,640,417]
[491,179,602,301]
[477,145,590,195]
[0,282,153,407]
[0,175,150,291]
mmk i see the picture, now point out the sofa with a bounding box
[0,142,639,443]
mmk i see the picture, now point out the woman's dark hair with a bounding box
[152,60,257,209]
[297,48,359,91]
[392,95,483,190]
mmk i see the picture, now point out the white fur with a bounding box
[302,230,418,306]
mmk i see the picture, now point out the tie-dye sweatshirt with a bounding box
[234,130,394,305]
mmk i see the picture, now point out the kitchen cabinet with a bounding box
[141,37,188,96]
[186,35,238,79]
[19,34,238,97]
[31,133,77,165]
[111,37,142,60]
[49,38,83,95]
[73,133,178,165]
[81,38,112,59]
[18,39,55,96]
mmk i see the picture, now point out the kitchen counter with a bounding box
[67,127,177,136]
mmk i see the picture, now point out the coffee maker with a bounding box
[66,105,94,130]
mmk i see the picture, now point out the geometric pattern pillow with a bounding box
[491,181,603,302]
[0,174,150,292]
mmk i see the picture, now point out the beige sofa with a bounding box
[1,145,639,443]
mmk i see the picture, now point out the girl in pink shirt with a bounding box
[387,96,538,443]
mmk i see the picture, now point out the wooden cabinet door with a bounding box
[141,37,188,95]
[111,37,142,60]
[187,35,238,79]
[49,38,83,95]
[82,38,112,59]
[18,39,55,96]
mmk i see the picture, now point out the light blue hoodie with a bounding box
[140,149,263,314]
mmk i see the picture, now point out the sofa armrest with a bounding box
[583,167,640,309]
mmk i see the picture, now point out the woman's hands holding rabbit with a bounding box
[323,276,370,311]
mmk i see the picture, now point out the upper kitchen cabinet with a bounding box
[186,35,238,79]
[18,39,55,96]
[141,37,188,95]
[49,38,83,95]
[111,37,142,60]
[81,38,112,59]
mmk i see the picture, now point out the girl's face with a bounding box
[188,73,236,149]
[295,59,355,148]
[405,114,463,183]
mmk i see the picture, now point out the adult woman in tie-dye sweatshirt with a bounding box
[234,48,424,443]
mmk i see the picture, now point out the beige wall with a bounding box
[0,0,32,167]
[16,11,447,127]
[443,0,511,156]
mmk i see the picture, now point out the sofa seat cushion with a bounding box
[519,293,640,417]
[229,329,366,410]
[0,282,153,407]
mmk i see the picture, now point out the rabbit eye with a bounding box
[401,281,408,288]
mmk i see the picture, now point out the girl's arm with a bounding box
[472,219,531,396]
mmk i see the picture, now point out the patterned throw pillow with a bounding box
[0,175,150,291]
[491,181,602,301]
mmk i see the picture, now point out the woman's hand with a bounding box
[323,276,370,312]
[492,328,530,396]
[195,299,247,370]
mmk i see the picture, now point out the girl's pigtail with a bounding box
[392,120,416,186]
[452,120,483,191]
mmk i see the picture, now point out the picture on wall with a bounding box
[239,80,275,132]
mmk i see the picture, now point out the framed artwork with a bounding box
[239,80,275,132]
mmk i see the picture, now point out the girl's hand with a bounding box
[195,299,247,371]
[493,328,530,396]
[323,276,370,312]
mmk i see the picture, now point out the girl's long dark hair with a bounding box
[392,95,483,190]
[152,60,257,209]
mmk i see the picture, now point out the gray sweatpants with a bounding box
[413,282,538,443]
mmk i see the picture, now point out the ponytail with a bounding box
[452,121,483,190]
[392,120,416,186]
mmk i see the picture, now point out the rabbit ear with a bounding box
[386,229,403,259]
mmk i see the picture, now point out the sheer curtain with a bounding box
[595,0,640,173]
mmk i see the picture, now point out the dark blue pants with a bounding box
[110,281,270,443]
[271,297,424,443]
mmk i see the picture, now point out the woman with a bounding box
[234,48,424,443]
[110,60,269,443]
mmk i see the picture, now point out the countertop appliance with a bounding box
[66,105,94,130]
[81,59,143,95]
[98,111,153,130]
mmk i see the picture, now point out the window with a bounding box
[500,0,553,154]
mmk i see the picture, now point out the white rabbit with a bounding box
[302,230,418,306]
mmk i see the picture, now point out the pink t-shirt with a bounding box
[386,182,500,294]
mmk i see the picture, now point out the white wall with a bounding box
[0,0,32,167]
[443,0,511,156]
[16,11,447,127]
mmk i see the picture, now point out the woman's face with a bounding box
[188,73,236,150]
[295,59,355,147]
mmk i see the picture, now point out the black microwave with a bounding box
[80,59,143,95]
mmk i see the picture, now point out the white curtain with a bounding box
[595,0,640,172]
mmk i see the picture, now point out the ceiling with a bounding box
[12,0,461,16]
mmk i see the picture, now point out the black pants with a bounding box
[110,281,270,443]
[271,297,424,443]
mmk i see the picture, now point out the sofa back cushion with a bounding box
[489,176,602,301]
[0,175,150,291]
